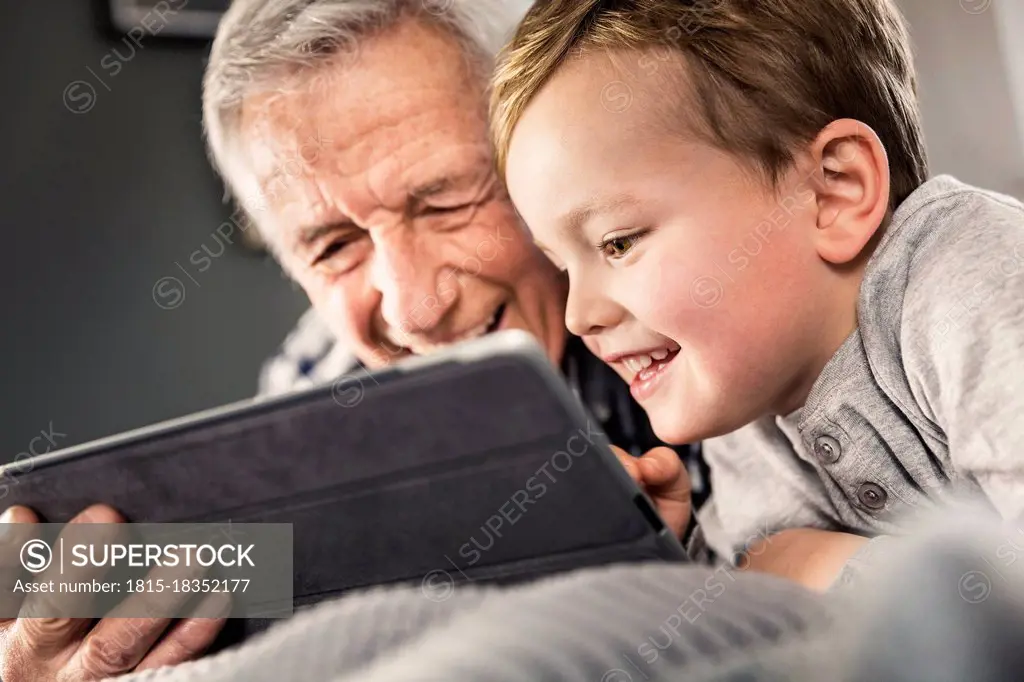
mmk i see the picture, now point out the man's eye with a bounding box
[313,239,354,264]
[421,203,472,217]
[599,232,645,259]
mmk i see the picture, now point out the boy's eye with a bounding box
[599,232,645,259]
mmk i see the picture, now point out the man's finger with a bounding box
[73,615,175,677]
[134,616,228,672]
[18,504,125,654]
[134,592,231,672]
[0,505,38,527]
[0,506,41,623]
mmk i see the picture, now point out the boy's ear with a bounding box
[807,119,890,266]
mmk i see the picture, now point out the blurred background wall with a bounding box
[0,0,308,459]
[897,0,1024,197]
[1,0,1022,460]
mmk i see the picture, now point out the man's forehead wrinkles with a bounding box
[250,87,495,248]
[342,112,445,176]
[249,97,323,151]
[309,175,341,223]
[323,173,389,226]
[364,145,482,208]
[270,168,356,247]
[347,79,482,116]
[331,85,479,142]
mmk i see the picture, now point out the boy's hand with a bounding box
[611,445,692,539]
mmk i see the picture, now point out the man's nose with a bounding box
[564,273,622,338]
[369,227,455,333]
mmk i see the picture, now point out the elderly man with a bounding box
[0,1,703,679]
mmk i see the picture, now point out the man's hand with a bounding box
[0,504,227,681]
[611,445,692,540]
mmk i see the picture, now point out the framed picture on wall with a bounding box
[108,0,231,39]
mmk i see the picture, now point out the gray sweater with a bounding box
[696,176,1024,565]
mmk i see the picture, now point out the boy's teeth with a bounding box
[624,354,653,372]
[623,347,678,374]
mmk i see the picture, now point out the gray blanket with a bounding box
[115,516,1024,682]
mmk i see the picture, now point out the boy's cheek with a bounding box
[628,236,796,348]
[636,262,726,334]
[639,264,771,371]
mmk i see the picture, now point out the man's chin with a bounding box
[359,318,565,368]
[356,343,412,368]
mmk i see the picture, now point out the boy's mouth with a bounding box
[603,341,681,401]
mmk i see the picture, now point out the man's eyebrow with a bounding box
[410,177,456,199]
[297,220,357,247]
[562,194,641,233]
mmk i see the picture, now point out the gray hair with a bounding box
[202,0,529,226]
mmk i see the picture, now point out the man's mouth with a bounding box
[394,303,507,355]
[463,302,507,339]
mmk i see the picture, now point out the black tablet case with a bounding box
[0,333,686,649]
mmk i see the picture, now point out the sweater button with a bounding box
[857,482,888,511]
[813,435,842,464]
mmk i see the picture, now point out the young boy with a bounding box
[489,0,1024,590]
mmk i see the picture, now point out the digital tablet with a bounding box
[0,330,687,647]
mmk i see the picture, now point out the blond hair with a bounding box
[491,0,928,208]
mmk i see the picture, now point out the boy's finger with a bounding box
[638,448,693,510]
[636,447,683,486]
[636,449,693,539]
[609,445,641,484]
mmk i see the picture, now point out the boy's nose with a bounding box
[564,278,622,337]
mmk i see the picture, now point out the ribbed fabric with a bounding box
[114,563,828,682]
[110,511,1024,682]
[109,497,1024,682]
